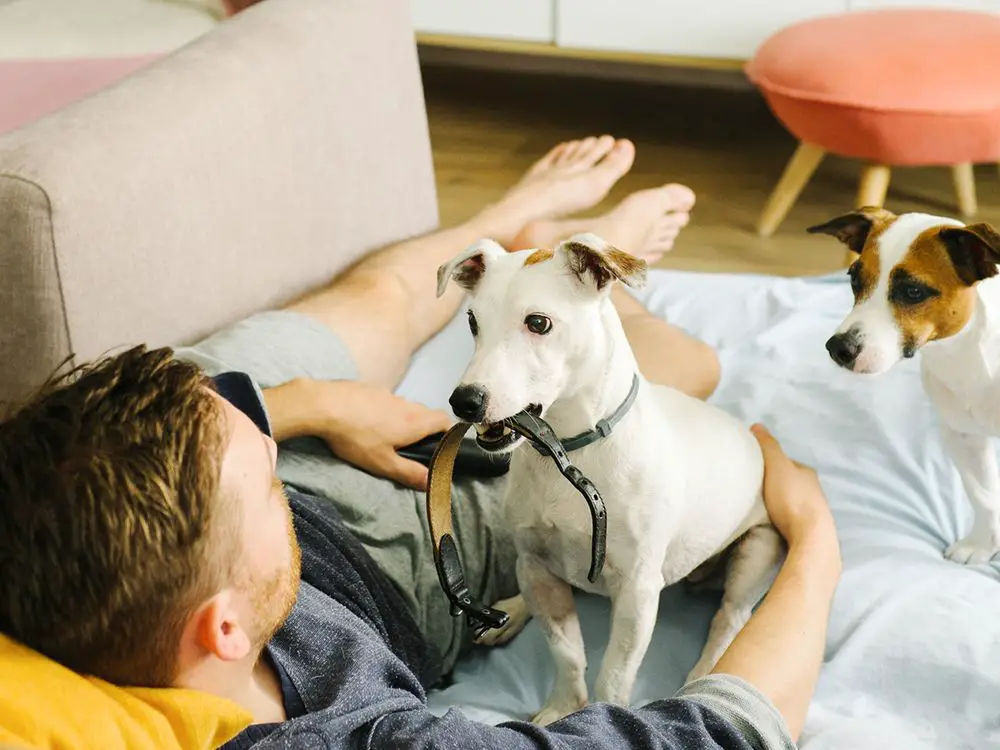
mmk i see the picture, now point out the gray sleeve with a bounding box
[674,674,796,750]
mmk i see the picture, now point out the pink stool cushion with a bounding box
[0,56,160,136]
[745,9,1000,165]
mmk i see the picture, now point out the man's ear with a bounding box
[938,223,1000,286]
[806,207,896,254]
[559,232,648,292]
[436,239,505,298]
[177,588,254,681]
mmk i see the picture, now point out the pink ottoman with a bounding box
[746,9,1000,245]
[0,56,159,136]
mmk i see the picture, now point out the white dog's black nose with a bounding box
[826,332,860,368]
[450,384,488,422]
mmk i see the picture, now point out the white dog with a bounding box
[811,207,1000,565]
[436,233,783,726]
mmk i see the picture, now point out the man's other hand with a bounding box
[751,423,840,564]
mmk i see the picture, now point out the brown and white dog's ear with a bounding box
[938,223,1000,286]
[558,233,648,292]
[806,207,896,254]
[436,239,505,297]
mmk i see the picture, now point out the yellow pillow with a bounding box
[0,634,252,749]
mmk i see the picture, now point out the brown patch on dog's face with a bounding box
[887,227,982,353]
[523,248,553,266]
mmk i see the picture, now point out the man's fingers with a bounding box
[381,453,430,491]
[752,424,817,475]
[750,423,794,467]
[423,407,454,434]
[750,423,781,454]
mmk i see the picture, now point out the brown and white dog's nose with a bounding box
[826,332,861,369]
[450,384,488,422]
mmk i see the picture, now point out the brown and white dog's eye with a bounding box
[847,262,863,296]
[525,314,553,335]
[889,270,939,307]
[467,309,479,336]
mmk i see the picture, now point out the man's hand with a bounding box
[263,378,453,491]
[751,423,839,562]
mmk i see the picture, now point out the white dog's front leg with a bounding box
[517,555,588,726]
[941,425,1000,565]
[593,577,661,706]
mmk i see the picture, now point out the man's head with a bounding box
[437,233,646,452]
[808,208,1000,374]
[0,345,300,687]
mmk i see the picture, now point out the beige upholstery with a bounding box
[0,0,438,404]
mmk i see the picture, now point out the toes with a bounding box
[529,141,573,174]
[567,134,616,169]
[663,183,696,212]
[593,138,636,179]
[556,137,596,166]
[660,211,690,230]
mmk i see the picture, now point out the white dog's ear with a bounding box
[436,239,505,298]
[559,233,647,292]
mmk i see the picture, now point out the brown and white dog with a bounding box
[809,207,1000,564]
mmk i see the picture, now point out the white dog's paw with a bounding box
[531,700,585,727]
[473,595,532,647]
[946,534,1000,565]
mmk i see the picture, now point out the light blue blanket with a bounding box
[395,269,1000,750]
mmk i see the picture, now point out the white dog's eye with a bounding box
[467,309,479,336]
[524,314,552,335]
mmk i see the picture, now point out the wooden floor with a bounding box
[421,65,1000,277]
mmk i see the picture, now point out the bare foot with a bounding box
[473,136,636,246]
[510,183,696,265]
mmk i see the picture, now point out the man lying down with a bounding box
[0,137,841,748]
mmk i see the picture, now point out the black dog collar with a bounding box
[530,373,640,455]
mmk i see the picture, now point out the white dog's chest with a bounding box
[922,352,1000,437]
[503,400,766,594]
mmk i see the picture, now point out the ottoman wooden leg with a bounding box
[756,141,825,237]
[856,163,891,209]
[849,163,892,266]
[951,163,977,216]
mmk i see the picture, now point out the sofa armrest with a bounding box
[0,0,438,404]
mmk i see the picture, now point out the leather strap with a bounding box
[531,374,640,455]
[507,411,608,583]
[426,421,510,638]
[426,413,611,637]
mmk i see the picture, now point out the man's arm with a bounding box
[704,424,842,741]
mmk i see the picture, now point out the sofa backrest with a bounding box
[0,0,438,404]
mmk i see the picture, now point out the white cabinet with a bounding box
[849,0,1000,9]
[411,0,1000,64]
[409,0,555,43]
[554,0,849,59]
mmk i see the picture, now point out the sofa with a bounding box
[0,0,437,405]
